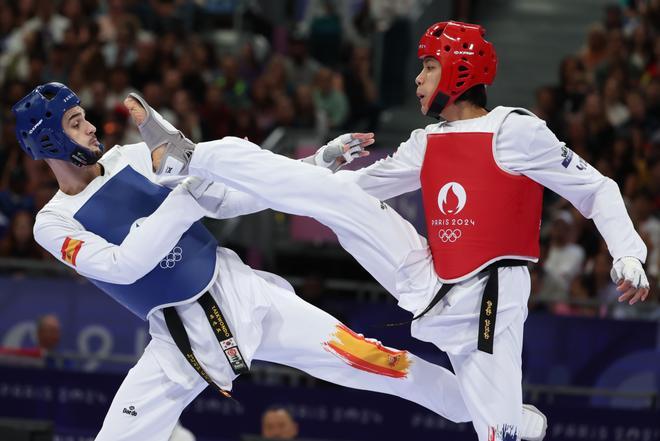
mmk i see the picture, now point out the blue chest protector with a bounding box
[74,165,218,320]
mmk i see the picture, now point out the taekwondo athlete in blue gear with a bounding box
[14,82,476,441]
[14,82,216,319]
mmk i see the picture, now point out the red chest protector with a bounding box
[420,131,543,283]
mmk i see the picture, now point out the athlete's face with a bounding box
[62,106,102,154]
[416,57,442,115]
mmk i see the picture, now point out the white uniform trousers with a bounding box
[95,248,469,440]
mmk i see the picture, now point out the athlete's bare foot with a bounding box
[123,96,146,125]
[123,96,166,171]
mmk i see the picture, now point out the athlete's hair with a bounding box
[455,84,488,108]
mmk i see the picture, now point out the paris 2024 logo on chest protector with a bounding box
[433,182,475,243]
[438,182,467,215]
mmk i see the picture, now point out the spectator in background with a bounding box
[302,0,345,67]
[36,314,61,355]
[250,76,276,135]
[272,93,297,128]
[200,85,232,140]
[177,48,207,105]
[632,190,660,284]
[582,92,615,157]
[0,313,61,367]
[156,29,181,68]
[232,107,264,144]
[70,21,107,84]
[312,67,348,131]
[237,41,264,85]
[42,43,69,85]
[558,55,588,112]
[533,85,566,140]
[0,209,42,261]
[630,21,653,70]
[342,45,380,132]
[78,80,109,138]
[171,89,203,143]
[106,67,134,110]
[102,20,138,69]
[590,250,619,306]
[543,210,586,291]
[263,55,289,100]
[646,157,660,212]
[580,24,609,74]
[292,84,317,129]
[284,32,321,87]
[127,33,161,91]
[216,55,251,109]
[16,0,70,49]
[624,90,658,138]
[553,275,599,317]
[603,76,630,128]
[0,2,16,51]
[529,264,568,311]
[261,407,299,440]
[371,0,414,106]
[96,0,140,43]
[604,4,624,30]
[60,0,85,24]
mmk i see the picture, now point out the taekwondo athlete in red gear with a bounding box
[151,21,650,441]
[14,82,482,441]
[332,21,649,440]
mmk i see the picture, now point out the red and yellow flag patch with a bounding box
[322,324,411,378]
[61,237,83,266]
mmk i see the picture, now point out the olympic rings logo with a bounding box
[438,229,462,243]
[160,246,183,269]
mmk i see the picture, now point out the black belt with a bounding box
[392,259,527,354]
[163,291,249,398]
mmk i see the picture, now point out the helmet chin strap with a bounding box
[70,142,104,167]
[427,92,450,120]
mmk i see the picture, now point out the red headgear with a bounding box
[418,21,497,118]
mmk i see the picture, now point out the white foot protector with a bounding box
[520,404,548,441]
[127,92,195,176]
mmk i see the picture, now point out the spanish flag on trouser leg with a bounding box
[322,324,411,378]
[308,321,471,423]
[61,237,84,266]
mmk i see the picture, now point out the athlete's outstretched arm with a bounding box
[331,128,428,201]
[34,182,206,284]
[498,114,649,303]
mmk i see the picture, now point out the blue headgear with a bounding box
[12,82,104,167]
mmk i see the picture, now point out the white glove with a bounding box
[180,176,226,218]
[610,256,649,289]
[316,133,365,168]
[180,176,213,200]
[301,133,373,172]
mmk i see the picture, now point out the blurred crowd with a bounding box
[530,0,660,318]
[0,0,412,262]
[0,0,657,319]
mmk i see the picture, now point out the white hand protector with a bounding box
[180,176,213,200]
[128,92,195,176]
[610,256,649,288]
[311,133,365,172]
